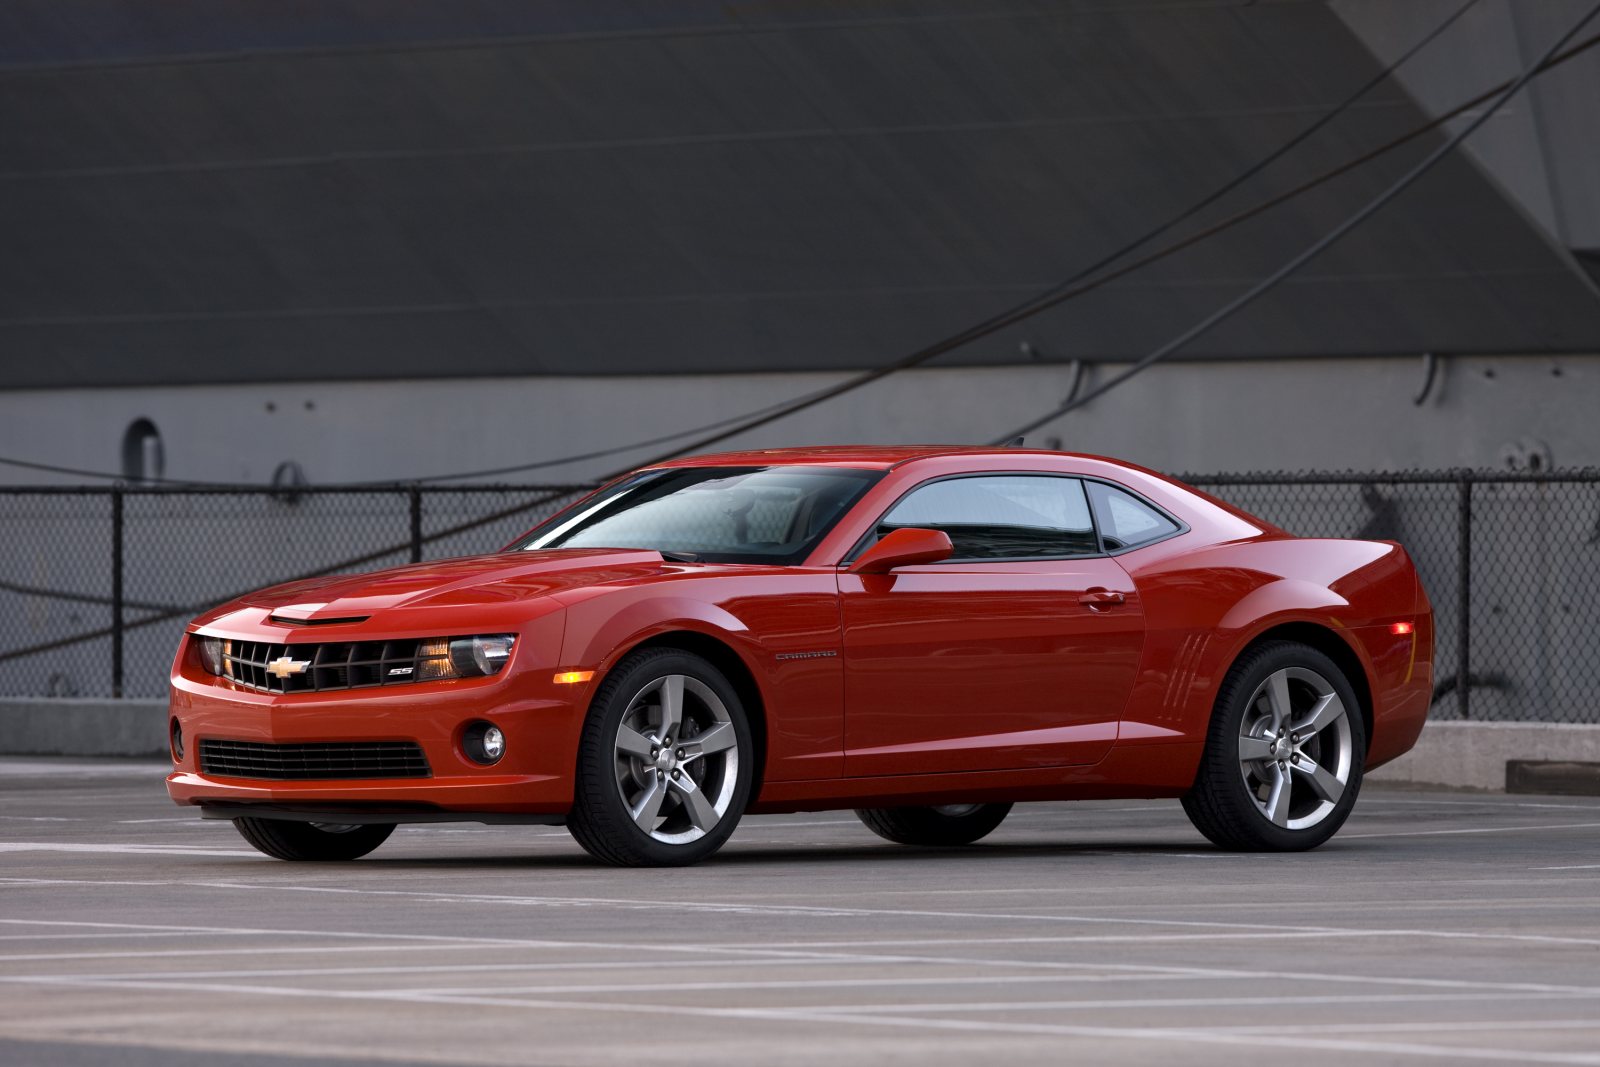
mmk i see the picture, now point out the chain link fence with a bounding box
[2,472,1597,721]
[0,485,593,700]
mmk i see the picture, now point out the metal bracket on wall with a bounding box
[1412,351,1440,406]
[1019,340,1088,409]
[1062,359,1086,408]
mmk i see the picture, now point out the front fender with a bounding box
[560,594,758,675]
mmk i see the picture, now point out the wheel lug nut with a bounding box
[676,748,685,759]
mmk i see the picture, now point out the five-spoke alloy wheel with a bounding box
[569,648,753,866]
[1183,641,1365,851]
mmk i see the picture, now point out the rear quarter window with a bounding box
[1087,482,1181,551]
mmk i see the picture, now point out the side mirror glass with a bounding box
[848,527,954,574]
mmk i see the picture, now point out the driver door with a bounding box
[839,474,1144,776]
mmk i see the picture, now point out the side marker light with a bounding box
[553,670,596,685]
[1391,621,1414,635]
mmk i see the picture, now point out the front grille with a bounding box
[199,739,431,780]
[218,638,454,695]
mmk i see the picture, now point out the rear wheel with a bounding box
[568,649,753,867]
[854,802,1013,846]
[1182,641,1365,851]
[232,818,394,861]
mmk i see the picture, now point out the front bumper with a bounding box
[166,668,593,818]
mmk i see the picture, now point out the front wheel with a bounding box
[1182,641,1365,851]
[567,649,753,867]
[855,803,1013,846]
[232,818,394,861]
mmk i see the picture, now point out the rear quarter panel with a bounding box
[1116,535,1432,771]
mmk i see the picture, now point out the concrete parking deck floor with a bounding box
[2,759,1598,1067]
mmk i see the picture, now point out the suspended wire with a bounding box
[609,0,1495,473]
[0,382,846,487]
[0,0,1490,489]
[990,0,1600,445]
[6,18,1593,659]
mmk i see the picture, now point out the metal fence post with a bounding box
[111,486,125,699]
[1456,471,1472,720]
[409,486,423,564]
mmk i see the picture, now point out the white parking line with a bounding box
[0,842,259,857]
[7,877,1600,950]
[730,990,1598,1016]
[6,972,1595,1066]
[7,919,1600,1000]
[1195,1018,1600,1037]
[1360,796,1600,811]
[1341,821,1600,839]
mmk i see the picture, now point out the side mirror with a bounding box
[848,527,954,574]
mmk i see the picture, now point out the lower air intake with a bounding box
[199,739,431,780]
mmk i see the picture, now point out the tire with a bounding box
[568,648,754,867]
[1182,640,1366,851]
[854,802,1013,846]
[232,818,394,861]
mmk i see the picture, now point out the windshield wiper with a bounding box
[658,550,701,563]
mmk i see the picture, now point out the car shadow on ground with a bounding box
[286,837,1304,871]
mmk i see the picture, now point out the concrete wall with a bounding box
[0,352,1596,488]
[1369,721,1600,792]
[0,699,167,758]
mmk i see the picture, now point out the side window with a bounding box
[1087,481,1180,550]
[877,476,1098,560]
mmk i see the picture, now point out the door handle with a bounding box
[1079,588,1125,608]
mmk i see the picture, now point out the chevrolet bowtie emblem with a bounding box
[266,655,311,679]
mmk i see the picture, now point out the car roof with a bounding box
[649,445,1097,471]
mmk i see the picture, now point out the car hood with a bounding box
[192,548,671,626]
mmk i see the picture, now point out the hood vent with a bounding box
[269,613,371,626]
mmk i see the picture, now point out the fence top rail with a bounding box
[3,470,1600,496]
[0,483,602,497]
[1178,469,1600,486]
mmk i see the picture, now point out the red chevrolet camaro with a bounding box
[167,447,1432,866]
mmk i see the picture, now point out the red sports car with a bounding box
[167,447,1432,866]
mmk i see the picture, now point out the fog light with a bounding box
[170,718,184,762]
[463,721,505,765]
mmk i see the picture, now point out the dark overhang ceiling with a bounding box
[1,0,1597,388]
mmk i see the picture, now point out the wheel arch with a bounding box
[1228,622,1375,755]
[611,630,770,801]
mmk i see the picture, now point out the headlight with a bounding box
[452,634,516,676]
[197,636,224,675]
[415,635,517,680]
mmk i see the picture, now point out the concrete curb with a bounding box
[2,701,1596,792]
[1368,720,1600,792]
[0,698,168,758]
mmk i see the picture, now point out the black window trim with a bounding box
[838,470,1189,566]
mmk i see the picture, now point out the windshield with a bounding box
[513,466,881,564]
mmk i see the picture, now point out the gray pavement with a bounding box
[2,758,1598,1067]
